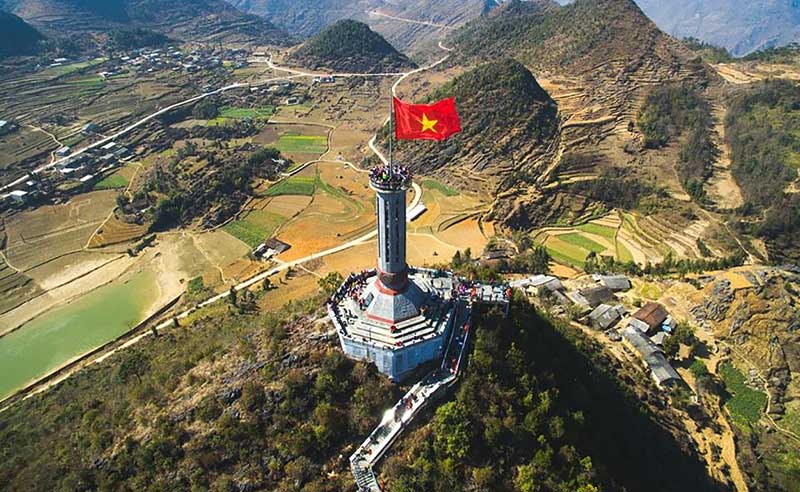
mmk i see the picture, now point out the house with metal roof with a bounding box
[631,302,669,334]
[588,304,626,330]
[568,285,615,310]
[593,274,632,292]
[621,326,681,388]
[512,275,564,296]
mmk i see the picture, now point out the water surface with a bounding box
[0,272,157,400]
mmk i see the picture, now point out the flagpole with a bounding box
[389,95,394,175]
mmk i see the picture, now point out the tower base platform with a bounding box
[327,268,460,381]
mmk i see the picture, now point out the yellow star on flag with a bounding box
[420,113,438,133]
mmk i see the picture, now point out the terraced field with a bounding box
[0,258,41,314]
[533,213,636,268]
[88,215,148,248]
[3,190,117,270]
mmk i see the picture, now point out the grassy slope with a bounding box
[0,297,399,491]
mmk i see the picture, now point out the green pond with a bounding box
[0,272,157,400]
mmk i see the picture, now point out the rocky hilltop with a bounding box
[0,10,44,58]
[289,19,415,74]
[442,0,716,237]
[0,0,291,45]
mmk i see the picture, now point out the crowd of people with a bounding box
[453,278,513,304]
[369,164,412,189]
[327,270,374,327]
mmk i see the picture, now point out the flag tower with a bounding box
[326,96,463,381]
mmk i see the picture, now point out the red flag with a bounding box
[393,97,461,141]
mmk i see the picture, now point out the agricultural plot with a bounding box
[3,190,117,270]
[263,176,316,196]
[533,212,664,270]
[411,183,491,257]
[219,106,275,119]
[0,126,57,176]
[422,179,459,197]
[0,259,42,314]
[275,134,328,154]
[276,164,375,259]
[223,210,287,248]
[205,106,275,126]
[88,215,148,248]
[93,173,129,190]
[720,361,767,427]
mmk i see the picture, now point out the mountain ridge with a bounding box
[0,9,45,58]
[0,0,292,45]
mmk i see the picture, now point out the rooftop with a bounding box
[632,302,668,330]
[594,274,631,292]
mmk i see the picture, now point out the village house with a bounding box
[588,304,627,330]
[568,285,616,310]
[514,274,565,297]
[630,301,669,334]
[82,122,100,134]
[593,274,632,292]
[6,189,29,206]
[0,119,18,135]
[621,326,681,388]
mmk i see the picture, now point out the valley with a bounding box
[1,1,800,492]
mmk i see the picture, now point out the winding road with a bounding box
[1,32,453,409]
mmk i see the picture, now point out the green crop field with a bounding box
[577,222,617,241]
[264,176,316,197]
[223,210,286,247]
[61,134,84,148]
[540,236,589,267]
[617,242,634,263]
[558,233,607,254]
[93,174,129,190]
[544,244,586,268]
[423,179,459,197]
[275,134,327,154]
[219,106,275,119]
[720,362,767,427]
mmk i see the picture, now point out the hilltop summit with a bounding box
[393,58,558,188]
[0,10,44,58]
[289,19,415,73]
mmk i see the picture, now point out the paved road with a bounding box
[3,42,455,407]
[2,50,452,193]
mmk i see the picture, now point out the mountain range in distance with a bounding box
[555,0,800,56]
[0,0,291,48]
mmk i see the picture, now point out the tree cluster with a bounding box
[0,299,398,492]
[637,84,716,202]
[584,250,745,277]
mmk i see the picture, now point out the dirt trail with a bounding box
[706,104,744,211]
